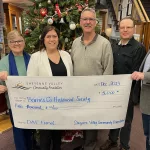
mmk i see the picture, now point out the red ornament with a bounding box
[55,4,61,18]
[40,8,48,17]
[25,29,30,35]
[76,4,83,11]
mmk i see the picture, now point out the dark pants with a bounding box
[83,130,97,150]
[142,113,150,150]
[109,100,134,150]
[40,130,61,150]
[9,109,32,150]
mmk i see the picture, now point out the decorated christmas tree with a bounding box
[23,0,98,53]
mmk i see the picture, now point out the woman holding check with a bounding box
[27,25,73,150]
[0,30,32,150]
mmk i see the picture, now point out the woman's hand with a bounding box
[131,71,144,81]
[0,85,7,94]
[0,71,8,81]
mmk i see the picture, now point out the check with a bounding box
[6,75,132,129]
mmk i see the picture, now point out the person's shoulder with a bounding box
[0,55,9,63]
[59,50,70,57]
[97,34,110,44]
[132,38,145,49]
[31,50,44,57]
[0,55,9,71]
[73,36,82,43]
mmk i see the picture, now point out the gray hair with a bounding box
[81,7,96,18]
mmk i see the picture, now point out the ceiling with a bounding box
[2,0,33,9]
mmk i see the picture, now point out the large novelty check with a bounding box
[6,75,132,129]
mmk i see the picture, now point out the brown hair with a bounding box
[40,26,60,50]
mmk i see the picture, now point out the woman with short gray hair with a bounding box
[0,30,32,150]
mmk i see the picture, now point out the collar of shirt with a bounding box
[117,36,134,46]
[80,33,98,46]
[118,40,129,45]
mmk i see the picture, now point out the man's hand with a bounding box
[0,85,7,94]
[131,71,144,81]
[0,71,8,81]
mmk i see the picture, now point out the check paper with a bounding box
[6,75,132,129]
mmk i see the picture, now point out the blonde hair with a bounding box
[7,30,23,41]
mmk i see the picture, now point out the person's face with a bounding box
[80,11,96,33]
[44,30,59,51]
[119,19,135,40]
[8,36,25,56]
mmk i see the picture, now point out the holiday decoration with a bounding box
[55,4,61,18]
[69,21,76,30]
[76,4,83,11]
[23,0,97,52]
[65,38,69,43]
[39,3,42,8]
[40,8,48,17]
[47,18,53,25]
[25,28,31,35]
[59,18,65,23]
[85,0,89,7]
[47,0,51,4]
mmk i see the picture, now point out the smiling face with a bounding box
[44,29,59,51]
[8,33,25,56]
[80,10,97,34]
[119,18,135,41]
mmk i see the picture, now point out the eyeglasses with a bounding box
[80,18,96,22]
[119,26,134,30]
[9,40,24,44]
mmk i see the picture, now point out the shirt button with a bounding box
[118,54,119,55]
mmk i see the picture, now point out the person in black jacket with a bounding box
[100,17,146,150]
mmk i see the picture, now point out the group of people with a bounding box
[0,7,149,150]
